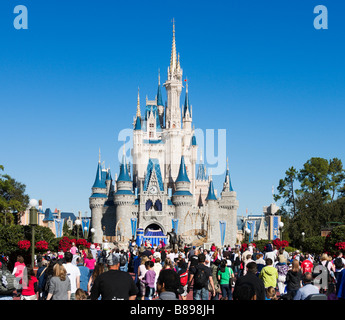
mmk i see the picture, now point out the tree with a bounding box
[273,166,298,216]
[328,158,345,201]
[0,166,30,225]
[274,157,345,248]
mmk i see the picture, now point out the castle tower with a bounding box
[205,171,220,245]
[113,148,135,243]
[172,156,193,236]
[89,152,108,244]
[219,158,239,246]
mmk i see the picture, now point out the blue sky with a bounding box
[1,0,344,218]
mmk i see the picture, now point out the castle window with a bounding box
[154,199,162,211]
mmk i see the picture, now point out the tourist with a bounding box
[233,261,265,300]
[243,254,254,276]
[87,262,104,296]
[84,252,96,279]
[156,269,180,300]
[259,258,278,289]
[0,258,15,300]
[285,259,302,299]
[177,259,189,300]
[141,260,156,300]
[255,253,266,275]
[334,252,345,283]
[76,257,89,293]
[20,265,38,300]
[210,259,221,300]
[153,257,162,293]
[12,255,25,295]
[63,252,81,300]
[188,253,215,300]
[90,253,138,300]
[336,266,345,300]
[276,255,289,295]
[137,255,149,300]
[233,283,257,300]
[293,272,319,300]
[75,288,88,300]
[46,263,71,300]
[217,259,233,300]
[301,253,314,274]
[265,286,278,300]
[36,260,48,300]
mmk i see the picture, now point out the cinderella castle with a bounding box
[89,22,239,248]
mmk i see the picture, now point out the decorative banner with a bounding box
[219,221,226,246]
[131,218,137,237]
[246,220,256,243]
[172,219,179,234]
[81,218,90,237]
[270,215,280,240]
[54,218,64,238]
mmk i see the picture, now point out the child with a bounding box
[75,288,88,300]
[142,260,156,300]
[266,286,278,300]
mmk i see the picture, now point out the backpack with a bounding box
[334,258,344,270]
[0,269,16,294]
[179,270,188,287]
[120,254,127,267]
[193,266,209,288]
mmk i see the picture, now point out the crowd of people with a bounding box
[1,240,345,301]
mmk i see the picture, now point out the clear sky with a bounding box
[1,0,344,218]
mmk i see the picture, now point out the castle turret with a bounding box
[205,172,220,245]
[89,153,108,244]
[113,149,135,244]
[172,156,193,236]
[219,158,239,246]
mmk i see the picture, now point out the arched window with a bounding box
[146,199,153,211]
[154,199,162,211]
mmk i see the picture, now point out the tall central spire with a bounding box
[170,18,177,73]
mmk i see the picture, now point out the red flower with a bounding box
[35,240,49,251]
[18,240,31,250]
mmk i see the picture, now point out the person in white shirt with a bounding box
[63,252,81,300]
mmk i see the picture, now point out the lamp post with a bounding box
[301,232,305,250]
[29,199,38,268]
[245,227,251,243]
[90,228,95,243]
[279,221,284,240]
[75,219,81,240]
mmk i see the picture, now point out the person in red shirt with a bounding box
[301,253,314,274]
[19,266,38,300]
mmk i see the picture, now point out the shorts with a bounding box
[180,285,188,297]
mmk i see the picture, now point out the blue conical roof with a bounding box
[206,179,217,201]
[117,155,131,182]
[106,169,112,181]
[183,87,191,118]
[134,116,142,130]
[92,161,106,189]
[176,156,190,183]
[157,84,164,107]
[225,168,234,191]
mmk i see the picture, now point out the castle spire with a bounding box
[206,170,217,201]
[157,70,164,107]
[170,18,177,73]
[136,87,141,118]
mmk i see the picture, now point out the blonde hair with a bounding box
[53,263,67,281]
[141,256,149,265]
[321,253,328,261]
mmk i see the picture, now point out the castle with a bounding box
[89,22,239,248]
